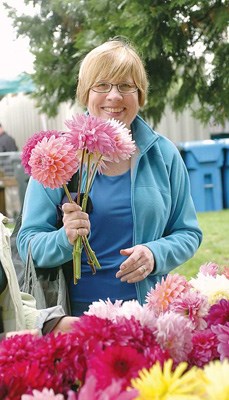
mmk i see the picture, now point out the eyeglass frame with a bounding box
[90,82,139,94]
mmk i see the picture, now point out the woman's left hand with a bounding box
[116,245,155,283]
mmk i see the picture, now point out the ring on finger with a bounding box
[140,266,146,274]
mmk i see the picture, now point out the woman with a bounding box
[0,213,77,339]
[17,38,202,316]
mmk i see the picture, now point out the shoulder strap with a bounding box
[67,171,79,192]
[10,211,25,289]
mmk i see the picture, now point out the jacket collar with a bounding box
[131,114,159,154]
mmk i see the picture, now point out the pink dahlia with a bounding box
[155,311,193,365]
[85,298,123,320]
[105,118,136,162]
[87,345,146,390]
[206,299,229,327]
[65,114,119,154]
[65,114,135,162]
[21,130,62,174]
[171,290,209,330]
[188,329,219,367]
[222,266,229,279]
[78,376,138,400]
[211,323,229,360]
[21,388,65,399]
[28,135,79,189]
[199,262,219,277]
[146,273,189,316]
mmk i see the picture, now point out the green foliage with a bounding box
[4,0,229,125]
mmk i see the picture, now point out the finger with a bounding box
[118,265,147,283]
[62,203,82,213]
[120,247,134,256]
[119,251,141,271]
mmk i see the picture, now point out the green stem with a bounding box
[82,237,96,274]
[63,183,82,284]
[63,184,74,203]
[83,235,101,269]
[73,237,82,284]
[77,149,86,205]
[87,155,103,193]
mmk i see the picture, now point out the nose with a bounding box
[106,85,123,100]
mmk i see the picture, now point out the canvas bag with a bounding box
[10,172,80,314]
[22,244,71,313]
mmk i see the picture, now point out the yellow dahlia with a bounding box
[131,359,205,399]
[203,359,229,400]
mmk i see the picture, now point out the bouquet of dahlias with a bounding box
[21,114,136,284]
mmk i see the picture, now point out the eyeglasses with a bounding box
[91,82,138,94]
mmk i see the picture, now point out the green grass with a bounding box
[174,209,229,280]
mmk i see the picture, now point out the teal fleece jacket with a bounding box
[17,115,202,305]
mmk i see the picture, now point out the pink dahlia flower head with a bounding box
[21,388,65,399]
[199,262,219,277]
[21,130,62,175]
[65,114,136,161]
[145,273,189,315]
[106,118,136,162]
[28,135,79,189]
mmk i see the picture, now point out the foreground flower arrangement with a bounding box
[0,262,228,399]
[21,114,136,283]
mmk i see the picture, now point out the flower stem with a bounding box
[83,236,101,269]
[73,237,82,284]
[63,184,74,203]
[63,183,82,284]
[63,154,102,284]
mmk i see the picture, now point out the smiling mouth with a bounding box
[103,107,124,113]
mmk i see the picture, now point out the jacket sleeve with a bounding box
[21,292,66,331]
[17,178,74,267]
[145,146,202,275]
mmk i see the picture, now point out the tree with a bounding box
[4,0,229,126]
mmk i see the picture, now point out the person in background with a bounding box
[0,213,78,340]
[0,123,18,152]
[17,38,202,316]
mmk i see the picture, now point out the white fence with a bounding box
[0,92,226,150]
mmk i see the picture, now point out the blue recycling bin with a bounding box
[178,140,224,212]
[221,139,229,209]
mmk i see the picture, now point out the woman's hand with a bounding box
[52,316,79,334]
[116,244,155,283]
[6,329,39,338]
[62,203,91,245]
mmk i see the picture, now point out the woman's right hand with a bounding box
[62,203,91,245]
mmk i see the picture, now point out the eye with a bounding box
[94,82,110,91]
[118,83,137,93]
[119,83,132,90]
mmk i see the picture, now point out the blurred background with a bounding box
[0,0,228,222]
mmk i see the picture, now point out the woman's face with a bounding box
[87,76,140,129]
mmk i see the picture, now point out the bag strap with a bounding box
[67,171,79,192]
[22,244,37,293]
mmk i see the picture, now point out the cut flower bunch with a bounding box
[21,114,136,284]
[0,262,228,399]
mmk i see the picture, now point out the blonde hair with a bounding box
[76,39,148,107]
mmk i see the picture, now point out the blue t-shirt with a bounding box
[69,169,137,305]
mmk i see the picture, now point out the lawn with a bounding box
[174,209,229,280]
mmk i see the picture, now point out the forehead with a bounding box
[95,73,134,83]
